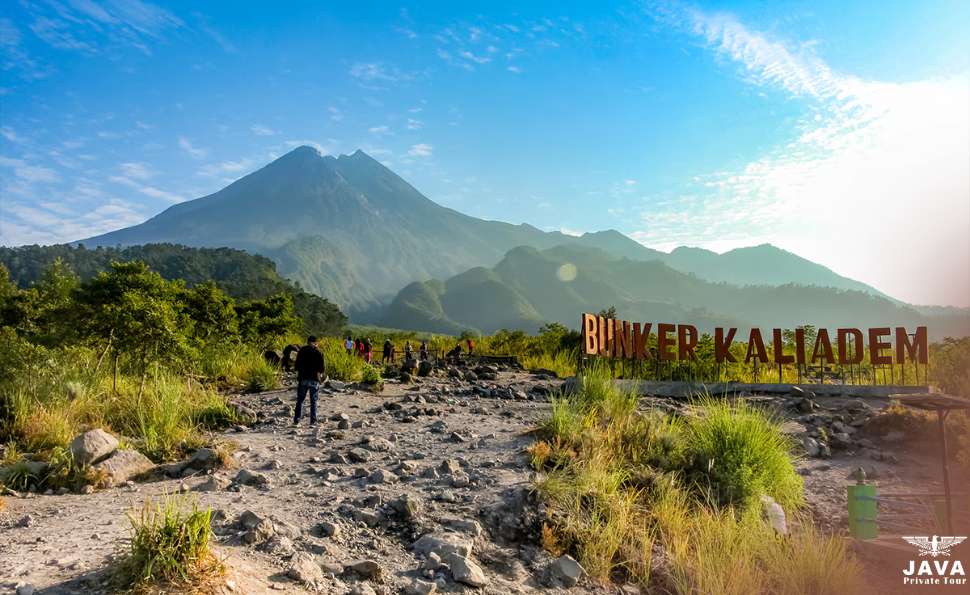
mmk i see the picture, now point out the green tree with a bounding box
[181,282,239,346]
[235,293,300,347]
[76,261,191,392]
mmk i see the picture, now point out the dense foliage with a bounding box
[0,243,346,336]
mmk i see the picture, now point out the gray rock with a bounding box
[193,475,230,492]
[549,554,586,587]
[406,578,437,595]
[347,559,383,580]
[413,532,473,559]
[760,495,788,535]
[233,469,269,487]
[443,518,482,537]
[288,551,323,584]
[92,449,153,487]
[15,584,35,595]
[314,520,342,538]
[347,448,371,463]
[369,468,399,484]
[70,429,118,466]
[802,437,821,458]
[446,553,487,587]
[390,493,423,520]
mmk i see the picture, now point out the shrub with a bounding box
[119,495,221,590]
[685,398,803,511]
[243,359,279,393]
[360,364,381,385]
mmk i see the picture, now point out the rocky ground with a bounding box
[1,364,966,595]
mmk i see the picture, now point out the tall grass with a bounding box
[686,397,803,510]
[521,349,578,378]
[532,366,859,592]
[1,347,242,466]
[119,494,221,590]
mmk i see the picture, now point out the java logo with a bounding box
[901,536,967,586]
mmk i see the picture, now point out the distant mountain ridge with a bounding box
[379,244,967,340]
[78,146,892,312]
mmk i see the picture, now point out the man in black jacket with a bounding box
[293,335,325,425]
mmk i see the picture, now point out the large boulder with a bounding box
[548,555,586,587]
[70,429,118,466]
[93,449,153,487]
[446,554,487,587]
[288,551,323,585]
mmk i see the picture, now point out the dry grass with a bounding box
[532,367,861,593]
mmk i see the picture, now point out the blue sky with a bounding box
[1,0,968,306]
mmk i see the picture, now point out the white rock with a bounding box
[69,429,118,466]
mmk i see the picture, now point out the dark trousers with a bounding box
[294,379,319,424]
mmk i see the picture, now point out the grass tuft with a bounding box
[118,494,222,592]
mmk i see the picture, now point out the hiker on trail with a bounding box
[356,338,365,358]
[382,339,393,364]
[466,338,475,355]
[419,340,429,361]
[293,335,325,426]
[447,343,462,362]
[363,338,373,363]
[344,336,354,356]
[404,341,412,359]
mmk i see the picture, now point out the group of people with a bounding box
[294,334,478,426]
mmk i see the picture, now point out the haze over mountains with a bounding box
[380,244,968,339]
[79,146,899,307]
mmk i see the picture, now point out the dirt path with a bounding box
[1,371,966,594]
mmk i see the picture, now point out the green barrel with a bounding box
[847,484,878,539]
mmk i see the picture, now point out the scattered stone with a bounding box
[369,468,399,484]
[760,495,788,535]
[194,475,230,492]
[233,469,269,487]
[802,437,821,458]
[446,553,487,587]
[390,493,423,520]
[443,518,483,537]
[413,532,473,559]
[314,520,342,538]
[288,551,323,585]
[69,429,118,466]
[92,449,153,487]
[347,559,383,580]
[347,448,371,463]
[406,578,437,595]
[548,554,586,587]
[438,459,461,475]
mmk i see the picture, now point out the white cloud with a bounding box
[507,65,523,74]
[120,162,153,180]
[408,143,433,157]
[349,62,412,83]
[198,158,255,177]
[641,2,970,306]
[406,118,423,130]
[250,124,276,136]
[368,125,390,135]
[0,156,60,183]
[178,136,207,159]
[328,106,343,122]
[110,175,184,203]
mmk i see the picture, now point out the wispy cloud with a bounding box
[110,174,184,203]
[178,136,207,159]
[349,62,414,84]
[0,156,60,183]
[120,161,153,180]
[408,143,433,157]
[250,124,276,136]
[640,0,970,306]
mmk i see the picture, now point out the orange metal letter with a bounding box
[837,328,864,364]
[811,329,835,364]
[633,323,652,360]
[582,313,598,356]
[614,319,632,359]
[715,327,737,363]
[745,328,768,363]
[657,323,675,361]
[678,324,698,360]
[773,328,794,364]
[868,327,892,365]
[895,326,928,365]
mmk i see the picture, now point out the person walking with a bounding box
[382,339,393,364]
[344,336,354,356]
[419,340,429,361]
[363,337,373,364]
[294,335,325,426]
[466,337,475,355]
[404,340,412,359]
